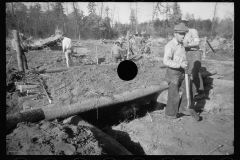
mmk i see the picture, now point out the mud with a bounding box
[6,121,105,155]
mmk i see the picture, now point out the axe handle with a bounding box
[185,69,191,108]
[160,64,168,69]
[184,68,200,121]
[206,40,215,53]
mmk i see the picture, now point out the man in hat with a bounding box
[111,40,127,63]
[181,18,205,101]
[163,23,190,120]
[62,34,74,67]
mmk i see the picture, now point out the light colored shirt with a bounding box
[111,45,126,55]
[62,37,73,53]
[183,28,200,50]
[163,38,186,68]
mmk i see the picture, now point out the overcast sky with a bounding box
[24,2,234,24]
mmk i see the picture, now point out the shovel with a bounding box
[185,68,200,121]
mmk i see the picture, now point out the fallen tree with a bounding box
[22,33,63,51]
[63,115,133,155]
[7,84,168,132]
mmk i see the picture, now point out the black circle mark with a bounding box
[117,60,138,81]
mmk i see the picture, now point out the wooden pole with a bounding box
[13,30,24,72]
[203,37,207,58]
[96,46,98,64]
[127,31,130,60]
[206,40,215,53]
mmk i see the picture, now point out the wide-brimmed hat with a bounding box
[115,40,121,44]
[181,17,189,22]
[174,23,189,33]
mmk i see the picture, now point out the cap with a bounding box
[174,23,189,33]
[181,17,188,22]
[115,40,121,44]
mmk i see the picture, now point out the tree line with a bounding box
[6,2,234,40]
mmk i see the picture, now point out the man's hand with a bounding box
[180,61,188,69]
[183,42,189,48]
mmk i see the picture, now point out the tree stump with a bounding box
[13,30,28,72]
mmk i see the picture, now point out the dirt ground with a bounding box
[6,40,234,155]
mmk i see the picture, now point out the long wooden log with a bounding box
[7,84,168,132]
[38,67,71,73]
[64,115,132,155]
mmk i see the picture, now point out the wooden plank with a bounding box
[96,46,98,64]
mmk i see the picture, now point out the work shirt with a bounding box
[163,38,186,69]
[62,37,73,53]
[183,28,200,51]
[111,45,126,56]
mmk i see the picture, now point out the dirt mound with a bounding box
[6,121,105,155]
[6,68,25,115]
[44,60,166,108]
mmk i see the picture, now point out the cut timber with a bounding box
[17,85,38,93]
[38,77,52,104]
[63,115,132,155]
[39,67,71,73]
[7,84,168,132]
[23,100,41,111]
[18,95,38,103]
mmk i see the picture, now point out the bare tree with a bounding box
[225,11,234,40]
[135,2,138,33]
[110,5,115,28]
[72,2,80,38]
[211,2,218,37]
[105,6,110,18]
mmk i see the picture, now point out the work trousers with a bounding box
[65,49,73,67]
[165,68,189,117]
[112,51,126,63]
[186,50,204,96]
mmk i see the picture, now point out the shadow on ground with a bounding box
[49,46,62,51]
[102,127,146,155]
